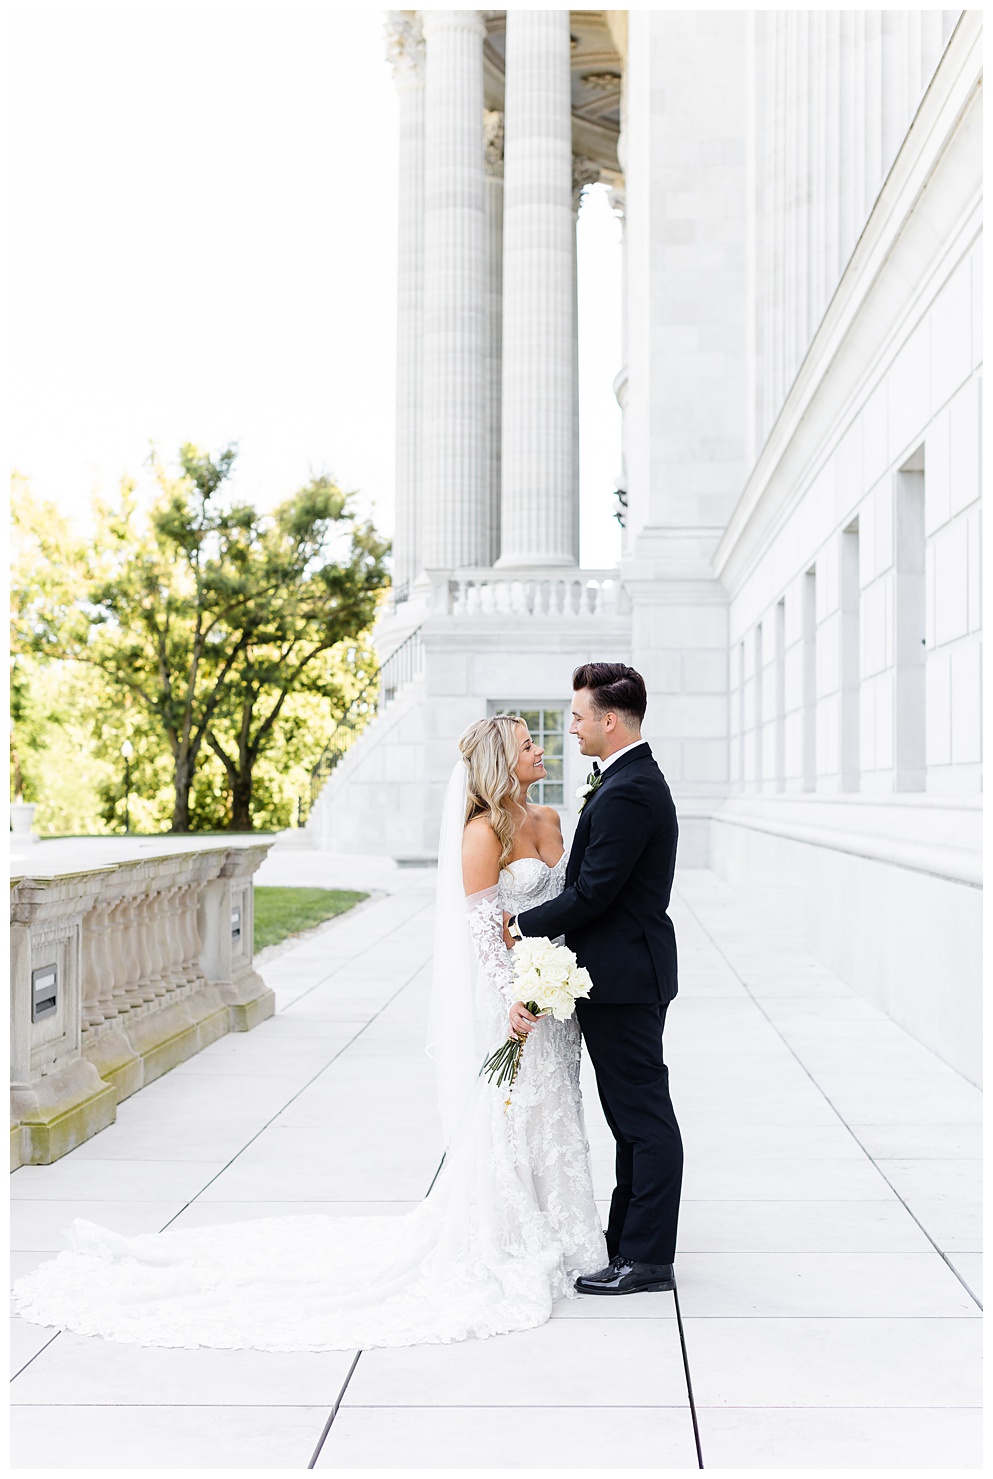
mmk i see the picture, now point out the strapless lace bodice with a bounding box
[498,854,568,917]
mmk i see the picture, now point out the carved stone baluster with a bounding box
[172,883,194,988]
[90,899,123,1023]
[176,881,199,987]
[116,895,146,1011]
[537,579,550,617]
[80,903,105,1032]
[184,880,205,986]
[129,894,155,1008]
[137,888,167,1001]
[163,885,184,992]
[103,896,133,1019]
[153,885,175,996]
[159,885,184,995]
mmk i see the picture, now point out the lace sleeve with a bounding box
[465,886,518,1009]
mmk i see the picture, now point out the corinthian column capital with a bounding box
[483,109,504,178]
[572,154,602,214]
[384,11,425,88]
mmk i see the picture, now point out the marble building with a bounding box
[308,10,982,1084]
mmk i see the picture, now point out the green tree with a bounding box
[201,480,387,829]
[12,449,389,832]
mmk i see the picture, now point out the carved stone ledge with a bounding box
[10,838,274,1168]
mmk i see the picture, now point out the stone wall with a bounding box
[712,13,982,1081]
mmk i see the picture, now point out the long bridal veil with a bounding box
[425,759,484,1145]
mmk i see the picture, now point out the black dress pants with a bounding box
[576,999,683,1266]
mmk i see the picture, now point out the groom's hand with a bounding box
[502,912,516,948]
[509,1001,541,1037]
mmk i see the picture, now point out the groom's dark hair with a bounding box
[572,662,647,725]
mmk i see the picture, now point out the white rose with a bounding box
[575,783,593,800]
[538,962,569,985]
[546,989,578,1021]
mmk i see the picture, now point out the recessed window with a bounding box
[489,704,566,807]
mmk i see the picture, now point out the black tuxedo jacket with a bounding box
[516,742,678,1006]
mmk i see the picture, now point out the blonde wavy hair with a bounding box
[459,714,527,868]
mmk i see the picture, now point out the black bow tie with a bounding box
[591,760,601,776]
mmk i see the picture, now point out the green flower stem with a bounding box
[482,1001,541,1091]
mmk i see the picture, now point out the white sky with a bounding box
[10,1,622,568]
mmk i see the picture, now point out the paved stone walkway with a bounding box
[11,852,982,1469]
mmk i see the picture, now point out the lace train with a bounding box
[13,857,604,1351]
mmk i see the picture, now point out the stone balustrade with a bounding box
[10,838,274,1169]
[447,569,628,619]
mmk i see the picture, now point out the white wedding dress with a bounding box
[12,848,605,1352]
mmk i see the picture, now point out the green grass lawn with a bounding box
[254,886,368,952]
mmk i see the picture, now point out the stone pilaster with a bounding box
[483,109,504,568]
[386,13,426,588]
[497,9,578,568]
[420,9,488,572]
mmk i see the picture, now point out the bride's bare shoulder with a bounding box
[462,815,501,893]
[462,815,500,857]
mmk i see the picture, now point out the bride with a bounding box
[13,715,605,1351]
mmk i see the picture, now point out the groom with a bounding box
[505,662,683,1295]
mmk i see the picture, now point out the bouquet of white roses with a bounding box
[482,937,593,1101]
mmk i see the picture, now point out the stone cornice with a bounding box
[714,10,983,594]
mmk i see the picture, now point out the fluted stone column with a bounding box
[386,13,426,587]
[483,109,504,568]
[420,9,488,573]
[497,9,578,568]
[571,154,599,546]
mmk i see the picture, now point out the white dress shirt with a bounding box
[596,739,645,774]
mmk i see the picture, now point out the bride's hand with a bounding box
[509,1001,542,1037]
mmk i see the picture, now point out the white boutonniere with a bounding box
[576,771,603,813]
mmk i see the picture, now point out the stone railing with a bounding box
[10,838,274,1169]
[446,568,628,618]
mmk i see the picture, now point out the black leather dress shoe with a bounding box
[574,1257,675,1295]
